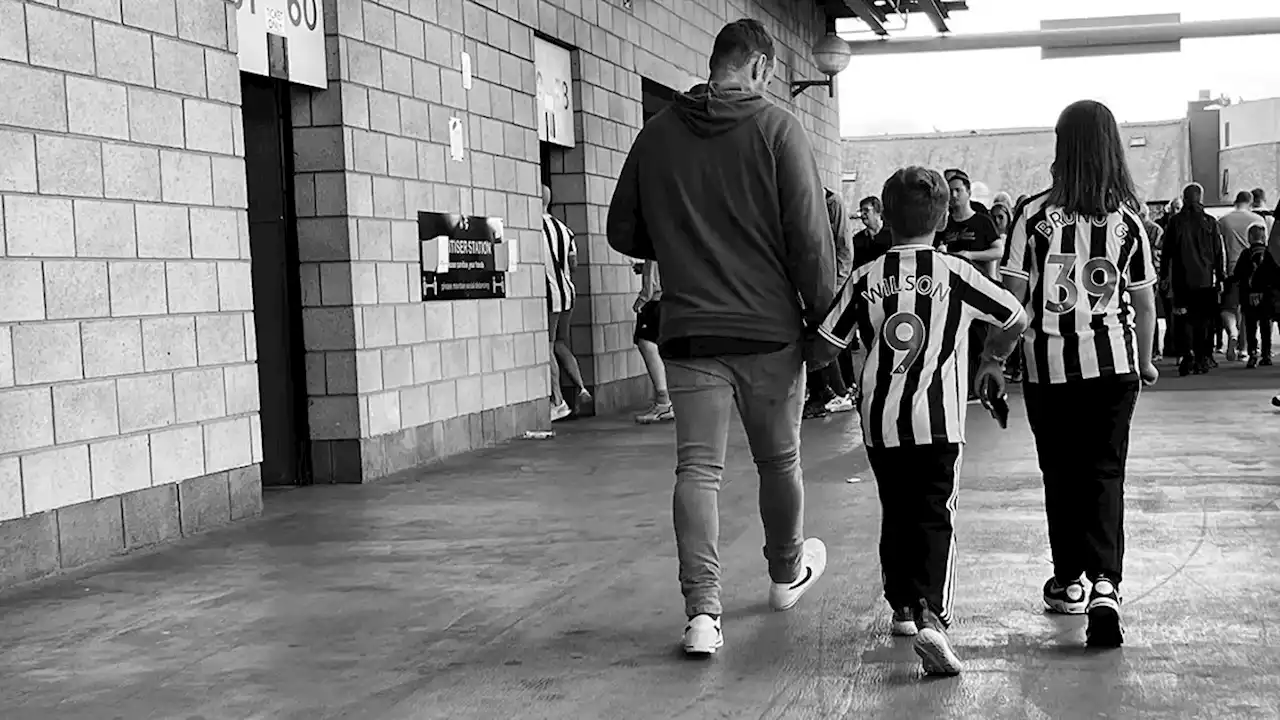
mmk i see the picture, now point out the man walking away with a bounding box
[807,166,1029,677]
[1162,183,1225,376]
[542,186,592,420]
[1217,191,1265,360]
[606,18,836,656]
[1252,188,1274,235]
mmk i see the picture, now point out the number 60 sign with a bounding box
[234,0,327,89]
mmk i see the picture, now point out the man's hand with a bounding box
[803,334,842,369]
[1140,361,1159,387]
[633,296,647,313]
[1250,293,1264,307]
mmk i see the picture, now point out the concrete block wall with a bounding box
[533,0,843,413]
[288,0,839,480]
[0,0,262,587]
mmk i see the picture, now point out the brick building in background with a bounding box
[0,0,841,587]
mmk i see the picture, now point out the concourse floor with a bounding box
[1,362,1278,720]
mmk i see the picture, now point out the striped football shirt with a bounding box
[542,213,576,313]
[818,245,1026,448]
[1000,192,1156,385]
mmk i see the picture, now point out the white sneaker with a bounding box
[682,614,723,655]
[768,538,827,611]
[824,394,854,413]
[551,401,571,422]
[635,402,675,424]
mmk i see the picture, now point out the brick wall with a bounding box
[1219,143,1280,204]
[0,0,260,585]
[842,119,1191,210]
[303,0,841,479]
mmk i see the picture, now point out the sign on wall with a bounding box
[419,213,517,301]
[234,0,328,89]
[535,39,575,147]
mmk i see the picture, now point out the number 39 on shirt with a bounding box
[1043,253,1121,315]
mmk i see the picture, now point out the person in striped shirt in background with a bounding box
[1001,100,1159,649]
[807,166,1029,677]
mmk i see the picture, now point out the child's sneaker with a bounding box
[912,600,962,676]
[1085,577,1124,648]
[891,606,918,637]
[682,614,723,655]
[1043,576,1087,615]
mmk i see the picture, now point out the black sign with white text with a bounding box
[418,212,507,301]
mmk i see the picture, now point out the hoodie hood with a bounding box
[672,83,773,138]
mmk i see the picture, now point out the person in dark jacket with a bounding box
[1162,183,1226,376]
[852,195,893,269]
[1234,223,1279,368]
[606,18,834,656]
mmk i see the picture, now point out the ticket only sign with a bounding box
[419,213,508,301]
[234,0,327,89]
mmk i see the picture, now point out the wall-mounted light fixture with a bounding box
[790,33,853,98]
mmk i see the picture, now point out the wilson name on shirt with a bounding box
[818,246,1025,449]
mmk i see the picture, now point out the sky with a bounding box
[836,0,1280,136]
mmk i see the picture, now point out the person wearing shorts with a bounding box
[634,260,674,424]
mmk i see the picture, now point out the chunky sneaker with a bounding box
[1043,577,1087,615]
[551,401,571,422]
[682,614,723,655]
[802,399,829,420]
[1086,577,1124,648]
[1247,354,1259,369]
[913,600,963,676]
[825,394,854,414]
[768,538,828,611]
[891,606,919,637]
[635,402,674,424]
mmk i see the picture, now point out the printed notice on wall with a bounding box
[235,0,327,89]
[535,39,575,147]
[449,117,465,161]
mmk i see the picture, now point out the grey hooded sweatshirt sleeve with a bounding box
[607,84,835,346]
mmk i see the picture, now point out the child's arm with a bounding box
[808,268,869,368]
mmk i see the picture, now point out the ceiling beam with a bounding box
[919,0,950,33]
[840,0,888,36]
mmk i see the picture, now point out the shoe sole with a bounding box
[683,638,723,656]
[1086,602,1124,648]
[891,621,919,637]
[914,628,963,676]
[770,542,827,611]
[1044,596,1087,615]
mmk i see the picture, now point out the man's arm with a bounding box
[606,146,655,260]
[775,115,836,324]
[959,215,1004,264]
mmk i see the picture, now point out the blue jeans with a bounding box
[666,343,807,617]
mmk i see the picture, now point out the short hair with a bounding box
[710,19,775,73]
[1249,223,1269,243]
[859,196,883,214]
[882,167,949,239]
[948,172,971,192]
[1253,188,1268,204]
[1183,183,1204,205]
[1236,190,1254,205]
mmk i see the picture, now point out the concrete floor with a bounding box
[1,362,1278,720]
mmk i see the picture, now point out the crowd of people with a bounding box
[532,17,1280,680]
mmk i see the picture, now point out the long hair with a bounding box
[1045,100,1139,216]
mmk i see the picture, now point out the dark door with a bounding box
[241,74,310,487]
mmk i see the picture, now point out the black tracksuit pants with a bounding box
[866,443,961,627]
[1023,376,1140,585]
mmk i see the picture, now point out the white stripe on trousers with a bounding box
[938,446,963,624]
